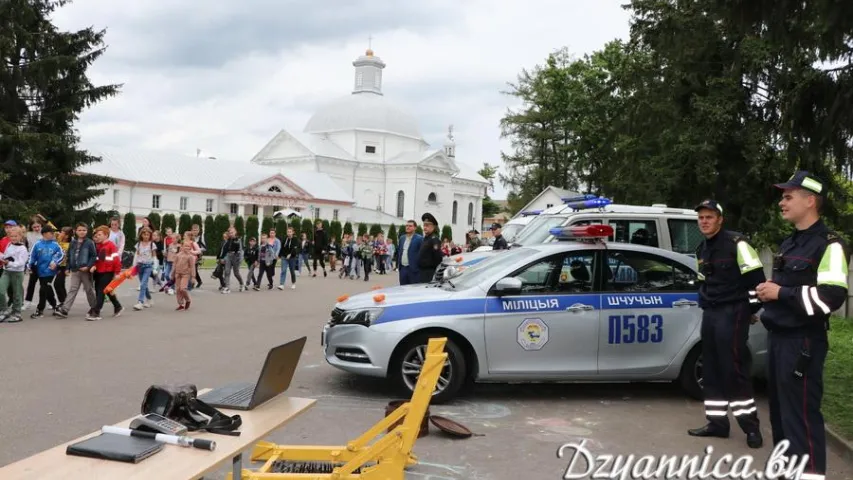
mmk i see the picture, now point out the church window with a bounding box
[314,208,321,220]
[252,204,258,215]
[427,192,437,203]
[230,203,239,215]
[268,186,282,193]
[356,72,363,87]
[452,201,458,224]
[467,202,474,225]
[365,145,376,154]
[375,73,381,89]
[180,197,188,211]
[206,199,214,213]
[152,194,161,209]
[333,209,339,221]
[112,189,119,206]
[396,191,405,218]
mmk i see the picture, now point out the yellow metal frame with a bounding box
[227,337,447,480]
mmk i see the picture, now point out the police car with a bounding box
[473,212,539,252]
[434,195,702,281]
[322,224,768,403]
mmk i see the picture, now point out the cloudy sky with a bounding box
[52,0,631,200]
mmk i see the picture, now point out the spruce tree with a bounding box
[0,0,120,225]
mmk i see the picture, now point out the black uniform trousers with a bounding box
[418,268,436,284]
[701,301,760,434]
[767,331,827,476]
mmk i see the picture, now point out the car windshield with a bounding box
[511,215,568,245]
[501,223,525,243]
[441,249,534,290]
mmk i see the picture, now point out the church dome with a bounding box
[303,93,423,140]
[303,49,423,140]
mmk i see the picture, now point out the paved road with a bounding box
[0,270,850,479]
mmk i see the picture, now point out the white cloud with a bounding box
[52,0,631,199]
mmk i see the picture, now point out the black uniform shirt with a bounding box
[761,219,849,334]
[696,229,765,310]
[418,233,443,269]
[492,234,509,250]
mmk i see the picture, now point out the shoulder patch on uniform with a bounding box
[826,232,839,242]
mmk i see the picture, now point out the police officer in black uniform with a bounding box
[417,213,443,283]
[688,199,765,448]
[756,171,849,480]
[489,223,509,250]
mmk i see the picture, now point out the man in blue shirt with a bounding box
[396,219,422,285]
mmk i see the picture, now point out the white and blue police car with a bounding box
[322,224,768,403]
[435,195,702,282]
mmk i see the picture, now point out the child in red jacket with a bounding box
[92,226,124,320]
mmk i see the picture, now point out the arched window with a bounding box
[427,192,437,203]
[467,202,474,225]
[268,186,281,192]
[452,201,458,224]
[396,191,405,218]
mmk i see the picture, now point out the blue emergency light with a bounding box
[550,224,614,241]
[563,196,612,211]
[520,210,542,216]
[561,194,598,203]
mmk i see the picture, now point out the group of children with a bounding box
[0,215,207,321]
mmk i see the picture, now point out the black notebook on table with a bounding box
[66,432,163,463]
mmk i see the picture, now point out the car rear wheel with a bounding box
[390,335,467,404]
[679,346,703,400]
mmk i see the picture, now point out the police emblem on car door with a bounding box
[598,249,701,375]
[483,250,601,376]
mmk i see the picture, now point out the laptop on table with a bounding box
[198,336,306,410]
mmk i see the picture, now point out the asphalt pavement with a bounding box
[0,268,850,479]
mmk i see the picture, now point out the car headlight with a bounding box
[443,265,467,280]
[337,308,383,327]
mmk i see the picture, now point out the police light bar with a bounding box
[563,196,612,211]
[561,194,598,203]
[549,224,614,240]
[520,210,542,216]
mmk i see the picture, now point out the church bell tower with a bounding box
[352,47,385,96]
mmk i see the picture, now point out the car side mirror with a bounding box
[494,277,522,295]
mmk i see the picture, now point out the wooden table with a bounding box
[0,390,316,480]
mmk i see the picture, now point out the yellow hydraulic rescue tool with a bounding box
[227,337,447,480]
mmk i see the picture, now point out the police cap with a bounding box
[421,212,438,225]
[774,170,824,195]
[694,199,723,216]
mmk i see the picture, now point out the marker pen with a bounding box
[101,425,216,451]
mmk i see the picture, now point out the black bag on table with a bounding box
[141,384,241,436]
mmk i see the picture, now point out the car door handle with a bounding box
[672,299,698,308]
[567,303,595,312]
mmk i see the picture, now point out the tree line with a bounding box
[499,0,852,247]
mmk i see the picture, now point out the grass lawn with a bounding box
[825,316,853,440]
[198,256,219,269]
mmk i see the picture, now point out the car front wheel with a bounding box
[390,335,467,404]
[679,346,703,400]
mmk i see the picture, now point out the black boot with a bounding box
[687,424,729,438]
[746,431,763,448]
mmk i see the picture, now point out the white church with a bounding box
[80,48,489,241]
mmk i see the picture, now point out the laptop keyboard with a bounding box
[219,386,254,405]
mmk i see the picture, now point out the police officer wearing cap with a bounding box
[490,223,508,250]
[755,171,849,479]
[688,199,766,448]
[417,213,443,283]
